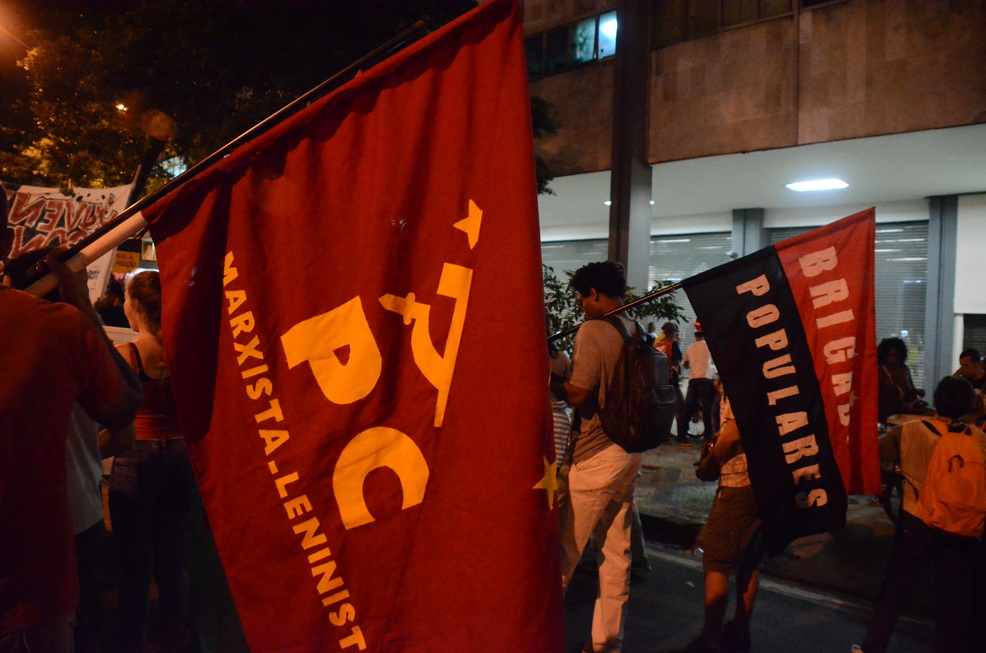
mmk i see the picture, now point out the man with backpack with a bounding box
[854,376,986,653]
[556,261,656,653]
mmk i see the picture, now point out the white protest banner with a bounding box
[1,182,133,302]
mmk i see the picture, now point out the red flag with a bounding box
[682,209,878,554]
[144,1,564,650]
[774,209,879,496]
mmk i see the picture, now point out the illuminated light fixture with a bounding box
[785,178,848,192]
[600,18,618,39]
[603,200,612,206]
[116,103,128,112]
[649,200,655,205]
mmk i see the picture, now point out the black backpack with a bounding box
[596,315,676,452]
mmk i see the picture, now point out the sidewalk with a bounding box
[633,440,936,615]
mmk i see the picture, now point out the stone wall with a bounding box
[530,60,615,176]
[528,0,986,171]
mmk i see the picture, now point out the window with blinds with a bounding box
[767,221,930,389]
[648,232,734,352]
[964,315,986,356]
[540,232,733,352]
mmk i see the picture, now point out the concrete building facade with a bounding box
[527,0,986,388]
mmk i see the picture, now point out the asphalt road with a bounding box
[564,543,934,653]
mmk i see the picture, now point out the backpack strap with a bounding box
[128,342,145,376]
[899,420,945,501]
[922,420,944,438]
[599,314,639,343]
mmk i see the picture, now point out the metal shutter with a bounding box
[540,232,733,353]
[767,221,929,389]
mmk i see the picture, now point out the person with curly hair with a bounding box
[877,337,925,423]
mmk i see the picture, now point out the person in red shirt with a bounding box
[0,196,143,652]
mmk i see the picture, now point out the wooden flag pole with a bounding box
[23,21,428,298]
[547,282,682,343]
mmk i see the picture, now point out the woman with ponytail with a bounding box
[109,270,194,653]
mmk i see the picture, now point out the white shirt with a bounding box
[683,339,713,380]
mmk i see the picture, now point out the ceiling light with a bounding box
[649,200,655,205]
[785,178,849,192]
[603,200,612,206]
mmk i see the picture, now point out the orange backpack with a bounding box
[916,420,986,537]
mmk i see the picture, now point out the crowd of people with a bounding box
[551,261,986,653]
[0,196,246,653]
[4,177,986,653]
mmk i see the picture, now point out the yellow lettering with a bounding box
[782,435,819,464]
[225,289,247,315]
[823,337,856,364]
[230,311,255,338]
[322,589,350,607]
[334,427,429,530]
[260,429,289,455]
[223,251,238,286]
[792,464,822,483]
[307,548,331,563]
[763,354,796,379]
[817,310,854,329]
[255,398,283,424]
[747,304,779,328]
[799,246,837,278]
[339,626,366,651]
[809,279,849,309]
[292,517,327,550]
[281,297,382,406]
[755,328,788,351]
[275,471,299,498]
[831,372,852,396]
[235,335,264,365]
[775,412,808,436]
[241,364,268,379]
[247,378,273,400]
[796,488,828,508]
[329,603,356,627]
[767,386,799,406]
[311,561,344,594]
[736,274,771,296]
[284,494,312,519]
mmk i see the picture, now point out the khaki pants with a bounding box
[558,444,642,653]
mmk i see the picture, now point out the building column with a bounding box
[924,195,958,385]
[731,208,766,258]
[608,0,652,293]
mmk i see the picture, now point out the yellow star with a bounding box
[533,456,559,509]
[452,199,483,250]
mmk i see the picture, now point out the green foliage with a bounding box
[0,0,477,189]
[543,264,684,353]
[531,95,558,195]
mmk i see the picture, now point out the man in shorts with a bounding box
[676,394,763,653]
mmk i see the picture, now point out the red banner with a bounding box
[682,209,879,553]
[145,1,564,650]
[775,209,880,495]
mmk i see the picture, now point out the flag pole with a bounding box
[547,282,682,343]
[23,21,429,298]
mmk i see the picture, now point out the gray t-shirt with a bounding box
[568,316,633,464]
[66,404,104,534]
